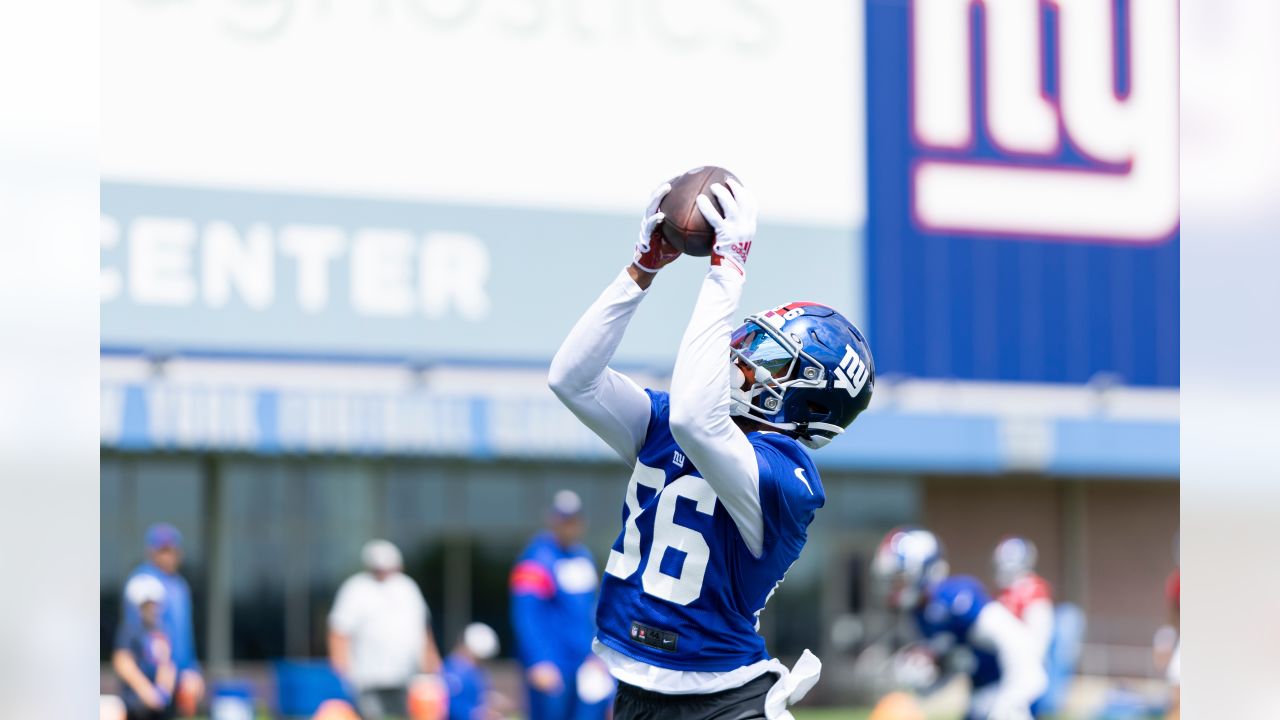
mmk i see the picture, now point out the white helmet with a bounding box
[992,535,1038,589]
[125,574,166,608]
[362,539,403,572]
[463,622,500,660]
[872,527,949,610]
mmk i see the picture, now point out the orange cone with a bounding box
[408,674,448,720]
[868,691,925,720]
[175,677,199,717]
[312,699,361,720]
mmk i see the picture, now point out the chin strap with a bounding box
[729,359,844,448]
[730,396,845,449]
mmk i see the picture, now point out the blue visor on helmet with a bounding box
[730,322,798,381]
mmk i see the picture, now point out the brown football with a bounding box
[658,166,739,257]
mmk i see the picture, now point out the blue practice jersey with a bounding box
[443,652,488,720]
[123,563,199,672]
[595,390,825,672]
[114,621,173,711]
[915,575,1002,689]
[510,532,600,670]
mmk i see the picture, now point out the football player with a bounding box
[992,537,1054,663]
[872,527,1046,720]
[547,175,874,720]
[442,623,509,720]
[1153,534,1179,720]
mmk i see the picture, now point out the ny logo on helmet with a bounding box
[910,0,1178,243]
[833,345,869,399]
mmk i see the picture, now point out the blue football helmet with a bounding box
[872,526,950,610]
[729,301,874,449]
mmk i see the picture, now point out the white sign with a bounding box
[102,0,865,227]
[102,213,491,320]
[910,0,1178,242]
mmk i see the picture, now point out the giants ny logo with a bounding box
[833,345,870,398]
[909,0,1178,242]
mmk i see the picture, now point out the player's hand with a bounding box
[527,661,564,694]
[697,178,756,276]
[141,684,169,711]
[633,182,680,274]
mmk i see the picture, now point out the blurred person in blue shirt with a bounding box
[123,523,203,715]
[113,575,178,720]
[443,622,510,720]
[509,491,613,720]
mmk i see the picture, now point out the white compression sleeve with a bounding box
[548,268,655,465]
[970,603,1049,717]
[668,265,764,557]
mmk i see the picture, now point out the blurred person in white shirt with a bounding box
[329,539,443,720]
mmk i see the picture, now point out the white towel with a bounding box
[763,649,823,720]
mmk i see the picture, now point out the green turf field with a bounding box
[793,707,874,720]
[192,707,921,717]
[195,711,879,720]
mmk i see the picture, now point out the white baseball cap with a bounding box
[125,574,166,608]
[361,539,403,572]
[552,490,583,518]
[463,622,500,660]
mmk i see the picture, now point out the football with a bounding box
[659,166,739,257]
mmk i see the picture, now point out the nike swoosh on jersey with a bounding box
[794,468,813,494]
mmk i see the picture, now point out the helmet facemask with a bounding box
[728,320,833,446]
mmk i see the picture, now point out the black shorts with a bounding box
[125,705,173,720]
[613,672,779,720]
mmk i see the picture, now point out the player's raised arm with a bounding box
[667,179,767,558]
[547,182,680,465]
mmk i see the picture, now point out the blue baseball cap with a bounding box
[145,522,183,551]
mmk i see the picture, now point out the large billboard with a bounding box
[100,182,856,364]
[866,0,1179,386]
[101,0,867,364]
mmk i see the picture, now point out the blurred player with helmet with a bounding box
[872,527,1046,720]
[547,171,874,720]
[992,537,1053,661]
[1153,533,1179,719]
[113,574,177,720]
[509,490,613,720]
[991,536,1084,717]
[442,622,509,720]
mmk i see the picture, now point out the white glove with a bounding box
[696,178,757,276]
[633,182,677,273]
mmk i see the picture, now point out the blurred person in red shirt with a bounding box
[992,536,1054,662]
[1153,535,1179,719]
